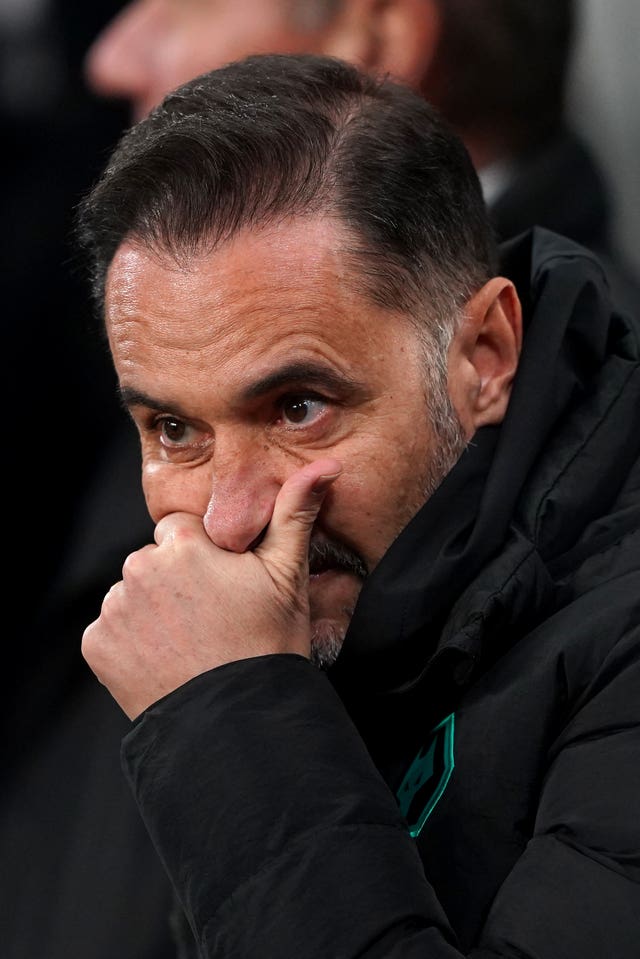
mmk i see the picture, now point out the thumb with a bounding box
[255,458,342,584]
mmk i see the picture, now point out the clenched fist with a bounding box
[82,458,342,719]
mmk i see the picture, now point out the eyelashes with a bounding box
[137,391,335,462]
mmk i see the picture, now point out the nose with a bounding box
[202,441,285,553]
[84,0,161,118]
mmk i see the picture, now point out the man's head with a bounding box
[86,0,573,160]
[77,53,521,668]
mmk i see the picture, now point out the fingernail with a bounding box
[312,470,342,495]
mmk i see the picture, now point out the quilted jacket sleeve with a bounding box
[121,638,640,959]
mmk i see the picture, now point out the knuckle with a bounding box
[81,622,101,668]
[101,580,122,609]
[80,624,93,657]
[122,547,149,579]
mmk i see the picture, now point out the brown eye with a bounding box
[281,396,326,427]
[160,418,187,444]
[283,398,312,423]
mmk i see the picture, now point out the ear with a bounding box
[322,0,441,88]
[447,277,523,437]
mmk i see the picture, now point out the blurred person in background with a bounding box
[84,0,640,301]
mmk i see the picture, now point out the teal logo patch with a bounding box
[396,713,455,837]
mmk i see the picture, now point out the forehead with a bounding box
[104,217,416,363]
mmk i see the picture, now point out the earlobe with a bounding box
[322,0,441,88]
[449,277,523,434]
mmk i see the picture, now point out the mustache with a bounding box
[308,537,368,579]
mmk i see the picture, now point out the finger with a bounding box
[154,511,206,546]
[256,457,342,578]
[122,543,155,577]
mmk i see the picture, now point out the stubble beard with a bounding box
[307,538,367,670]
[310,619,351,671]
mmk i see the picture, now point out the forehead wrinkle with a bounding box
[153,272,351,359]
[107,218,416,377]
[108,217,373,347]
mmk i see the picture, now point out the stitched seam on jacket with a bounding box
[554,527,640,585]
[452,541,537,644]
[571,528,640,567]
[540,831,640,885]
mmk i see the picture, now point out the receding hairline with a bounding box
[104,208,453,326]
[77,52,497,344]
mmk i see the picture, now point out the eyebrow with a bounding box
[118,386,191,419]
[239,361,367,402]
[118,361,367,415]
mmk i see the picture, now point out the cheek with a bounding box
[142,462,211,523]
[321,470,395,566]
[328,444,431,566]
[142,464,170,523]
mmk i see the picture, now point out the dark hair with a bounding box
[426,0,575,153]
[76,53,497,338]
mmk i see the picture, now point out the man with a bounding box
[78,54,640,956]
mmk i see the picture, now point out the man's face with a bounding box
[105,218,467,667]
[85,0,336,122]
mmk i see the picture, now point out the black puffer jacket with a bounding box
[122,229,640,958]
